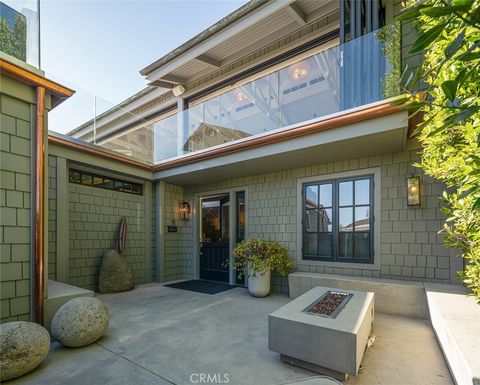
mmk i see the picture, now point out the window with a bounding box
[303,175,373,263]
[69,169,143,195]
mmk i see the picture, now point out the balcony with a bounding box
[0,0,40,68]
[54,23,401,167]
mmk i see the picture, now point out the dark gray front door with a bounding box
[200,195,230,282]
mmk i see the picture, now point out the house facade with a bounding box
[0,0,464,324]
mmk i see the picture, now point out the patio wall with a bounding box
[47,154,157,292]
[159,145,461,294]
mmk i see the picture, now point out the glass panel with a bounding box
[186,104,205,153]
[339,181,353,206]
[103,179,114,189]
[305,185,318,208]
[154,114,178,162]
[93,176,103,186]
[279,54,340,127]
[319,208,332,232]
[339,232,353,258]
[354,207,370,231]
[0,0,40,67]
[319,183,332,207]
[355,179,370,205]
[339,207,353,232]
[305,233,317,256]
[305,209,318,232]
[354,232,370,259]
[318,233,333,256]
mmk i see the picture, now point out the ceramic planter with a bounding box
[247,269,271,297]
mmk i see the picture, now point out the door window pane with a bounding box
[318,233,333,256]
[319,183,332,207]
[339,232,353,257]
[305,233,317,255]
[305,209,318,232]
[339,207,353,232]
[354,232,370,259]
[305,185,318,208]
[355,207,370,231]
[355,179,370,205]
[339,181,353,206]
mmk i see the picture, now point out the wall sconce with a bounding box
[179,201,191,220]
[407,176,421,206]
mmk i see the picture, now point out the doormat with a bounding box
[164,280,238,295]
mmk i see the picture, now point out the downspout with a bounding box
[34,86,46,325]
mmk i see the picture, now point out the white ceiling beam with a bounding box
[195,54,222,68]
[147,80,174,89]
[161,74,187,84]
[285,2,307,26]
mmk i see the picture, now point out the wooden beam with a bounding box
[195,54,222,68]
[285,3,307,26]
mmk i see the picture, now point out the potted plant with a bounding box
[231,239,291,297]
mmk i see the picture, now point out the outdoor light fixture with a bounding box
[407,176,421,206]
[180,201,191,220]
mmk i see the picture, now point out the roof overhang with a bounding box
[141,0,338,86]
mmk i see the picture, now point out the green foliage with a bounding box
[230,238,292,278]
[399,0,480,301]
[0,14,27,61]
[378,22,402,98]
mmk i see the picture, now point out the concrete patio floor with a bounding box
[9,283,453,385]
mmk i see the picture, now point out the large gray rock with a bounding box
[99,249,134,293]
[0,321,50,381]
[51,297,109,347]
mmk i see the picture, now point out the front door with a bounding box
[200,195,230,282]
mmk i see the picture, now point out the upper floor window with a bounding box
[303,175,374,264]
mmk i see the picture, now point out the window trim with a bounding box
[296,167,381,271]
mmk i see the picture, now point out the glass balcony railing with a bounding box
[150,23,400,164]
[54,24,400,166]
[0,0,40,68]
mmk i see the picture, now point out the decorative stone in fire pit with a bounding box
[269,286,374,380]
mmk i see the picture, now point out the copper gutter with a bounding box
[34,87,46,325]
[48,135,152,171]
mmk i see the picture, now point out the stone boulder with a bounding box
[0,321,50,381]
[98,249,134,293]
[51,297,109,347]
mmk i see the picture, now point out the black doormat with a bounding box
[164,280,237,295]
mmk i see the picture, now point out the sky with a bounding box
[37,0,247,133]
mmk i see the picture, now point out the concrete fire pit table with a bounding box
[269,286,374,380]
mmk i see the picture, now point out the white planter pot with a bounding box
[247,269,271,297]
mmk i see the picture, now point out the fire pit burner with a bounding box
[302,291,353,319]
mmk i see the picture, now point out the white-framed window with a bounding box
[297,168,381,270]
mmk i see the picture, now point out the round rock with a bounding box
[51,297,109,347]
[99,249,134,293]
[0,321,50,381]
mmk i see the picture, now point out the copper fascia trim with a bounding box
[34,87,46,325]
[153,99,404,172]
[48,135,152,171]
[0,59,74,99]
